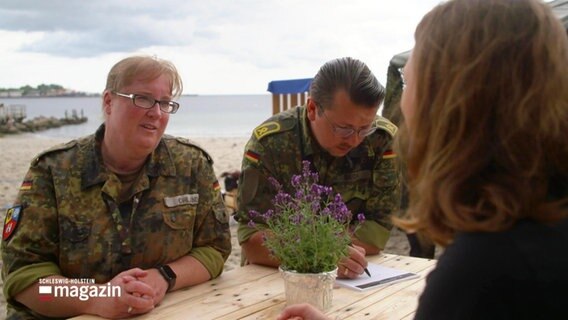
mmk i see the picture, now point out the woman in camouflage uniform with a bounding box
[2,56,231,319]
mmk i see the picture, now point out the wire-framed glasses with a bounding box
[316,103,377,138]
[113,91,180,114]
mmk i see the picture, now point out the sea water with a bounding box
[1,95,272,139]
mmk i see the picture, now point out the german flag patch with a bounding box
[213,181,221,192]
[20,180,32,191]
[382,150,396,159]
[245,150,260,164]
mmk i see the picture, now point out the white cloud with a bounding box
[0,0,443,94]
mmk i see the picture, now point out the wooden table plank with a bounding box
[72,254,436,319]
[256,255,433,319]
[334,265,435,319]
[221,255,436,320]
[327,259,435,319]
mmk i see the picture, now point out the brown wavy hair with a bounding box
[395,0,568,246]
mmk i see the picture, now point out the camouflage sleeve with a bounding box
[360,139,401,249]
[234,137,274,244]
[354,220,391,251]
[1,159,63,300]
[189,151,232,278]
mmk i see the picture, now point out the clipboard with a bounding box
[335,262,419,291]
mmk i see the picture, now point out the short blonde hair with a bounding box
[105,55,183,97]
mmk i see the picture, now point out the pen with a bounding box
[348,243,372,277]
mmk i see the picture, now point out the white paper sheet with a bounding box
[335,262,419,291]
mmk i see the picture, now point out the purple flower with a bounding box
[246,160,358,273]
[334,193,343,203]
[268,177,282,190]
[311,201,321,213]
[301,160,311,175]
[248,210,260,219]
[310,184,321,197]
[274,192,292,206]
[304,194,315,203]
[263,209,275,221]
[291,174,302,188]
[320,207,332,216]
[357,213,366,223]
[291,213,302,225]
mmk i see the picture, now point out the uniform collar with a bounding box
[81,124,176,189]
[299,104,316,157]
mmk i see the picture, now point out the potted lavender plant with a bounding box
[248,161,364,311]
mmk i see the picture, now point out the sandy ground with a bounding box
[0,133,421,316]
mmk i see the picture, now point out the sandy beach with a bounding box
[0,133,414,316]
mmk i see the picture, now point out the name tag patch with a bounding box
[164,194,199,208]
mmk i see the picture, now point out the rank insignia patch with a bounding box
[3,205,22,241]
[253,121,280,140]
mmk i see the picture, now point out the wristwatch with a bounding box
[157,265,177,292]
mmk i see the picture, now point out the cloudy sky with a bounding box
[0,0,442,95]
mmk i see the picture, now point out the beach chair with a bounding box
[267,78,312,115]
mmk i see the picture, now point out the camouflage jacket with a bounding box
[2,125,231,319]
[235,105,400,252]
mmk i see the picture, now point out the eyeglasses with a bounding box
[113,91,180,114]
[317,105,377,139]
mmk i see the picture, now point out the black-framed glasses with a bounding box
[316,103,377,138]
[113,91,180,114]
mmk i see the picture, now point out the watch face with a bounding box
[159,265,177,292]
[162,265,177,279]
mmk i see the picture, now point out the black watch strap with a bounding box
[157,265,177,292]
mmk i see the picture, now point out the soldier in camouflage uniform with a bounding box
[235,57,400,279]
[1,56,231,319]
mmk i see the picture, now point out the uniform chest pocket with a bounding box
[335,185,370,202]
[373,158,398,188]
[158,208,196,262]
[60,217,92,243]
[59,217,93,277]
[373,170,398,189]
[162,208,196,230]
[333,170,372,201]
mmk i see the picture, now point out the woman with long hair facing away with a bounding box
[278,0,568,319]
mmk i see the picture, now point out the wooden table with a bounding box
[75,254,436,319]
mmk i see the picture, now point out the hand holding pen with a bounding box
[339,244,371,279]
[350,244,372,277]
